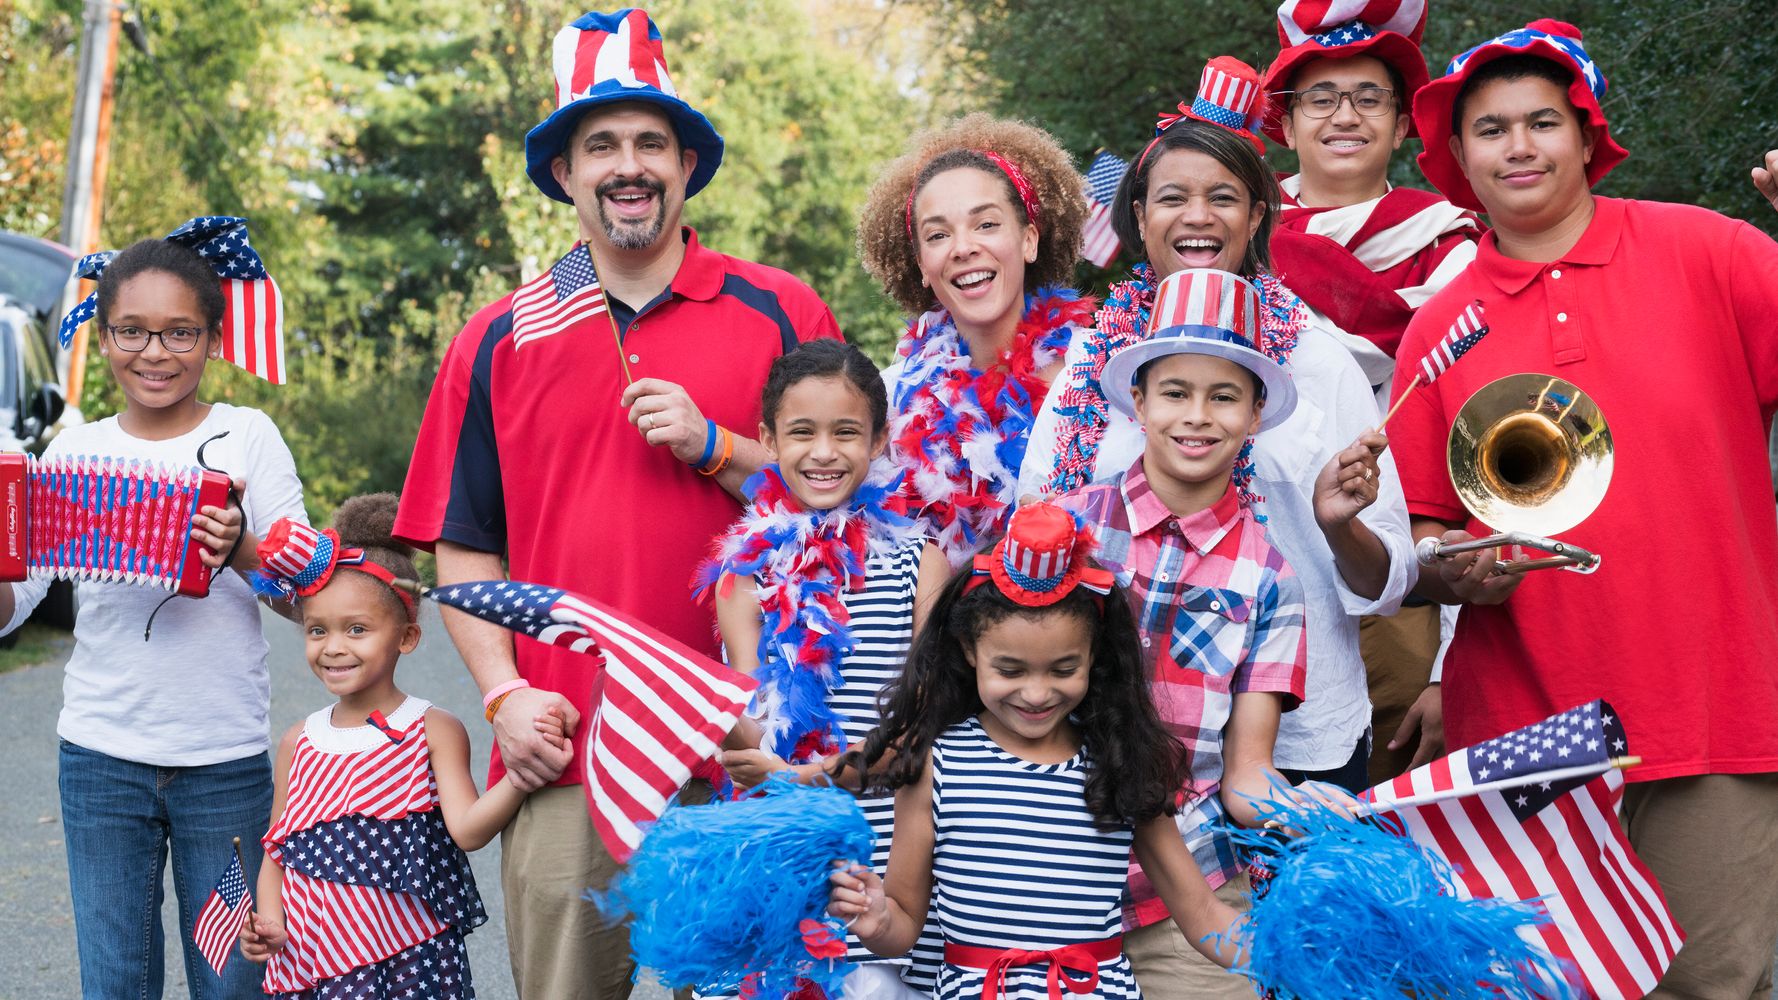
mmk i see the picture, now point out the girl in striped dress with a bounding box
[236,494,565,998]
[829,503,1243,1000]
[697,340,948,999]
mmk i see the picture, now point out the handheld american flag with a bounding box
[510,243,611,352]
[1417,299,1489,383]
[425,580,756,861]
[193,850,253,975]
[1080,152,1129,267]
[1364,700,1683,998]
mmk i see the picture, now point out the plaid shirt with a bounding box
[1058,458,1307,928]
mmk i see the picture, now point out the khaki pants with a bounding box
[501,784,634,1000]
[1123,875,1253,1000]
[1622,773,1778,999]
[1359,604,1441,785]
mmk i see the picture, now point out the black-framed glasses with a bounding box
[105,325,205,353]
[1288,87,1397,119]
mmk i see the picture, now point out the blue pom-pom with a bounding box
[597,776,876,996]
[1223,788,1580,1000]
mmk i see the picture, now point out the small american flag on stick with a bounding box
[1080,151,1129,267]
[510,243,612,352]
[424,579,756,860]
[1380,300,1489,429]
[192,843,253,975]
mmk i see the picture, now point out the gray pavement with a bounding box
[0,603,672,1000]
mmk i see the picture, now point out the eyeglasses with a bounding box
[1288,87,1397,119]
[105,326,205,354]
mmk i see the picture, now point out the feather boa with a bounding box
[1040,264,1307,518]
[694,465,915,764]
[885,286,1093,566]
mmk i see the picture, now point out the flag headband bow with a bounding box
[59,216,287,384]
[250,518,415,619]
[965,503,1115,608]
[905,149,1043,241]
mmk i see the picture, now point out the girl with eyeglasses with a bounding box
[0,228,307,999]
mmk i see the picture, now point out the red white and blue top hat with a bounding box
[1154,56,1268,155]
[968,503,1115,609]
[1260,0,1431,144]
[1100,268,1297,429]
[252,518,417,617]
[524,8,725,204]
[1413,19,1626,213]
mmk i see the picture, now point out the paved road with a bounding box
[0,603,672,1000]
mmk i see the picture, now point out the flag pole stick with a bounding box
[582,243,635,389]
[231,836,255,915]
[1358,755,1641,817]
[1376,372,1423,432]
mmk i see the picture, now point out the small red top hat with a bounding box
[1153,57,1268,156]
[969,504,1115,608]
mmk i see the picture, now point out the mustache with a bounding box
[595,176,667,199]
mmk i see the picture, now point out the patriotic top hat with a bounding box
[252,517,417,616]
[1155,57,1268,155]
[1413,19,1627,212]
[1100,268,1297,429]
[1259,0,1431,144]
[524,8,725,204]
[969,503,1115,609]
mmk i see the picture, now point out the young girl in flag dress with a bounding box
[697,339,949,999]
[826,504,1243,1000]
[237,494,565,999]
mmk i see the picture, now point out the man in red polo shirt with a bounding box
[1259,0,1483,784]
[394,9,839,999]
[1390,20,1778,995]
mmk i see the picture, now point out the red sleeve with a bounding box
[1389,310,1467,523]
[793,288,843,344]
[1728,220,1778,418]
[393,300,511,553]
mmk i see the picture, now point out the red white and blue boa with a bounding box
[694,465,916,765]
[886,286,1094,566]
[1043,264,1306,517]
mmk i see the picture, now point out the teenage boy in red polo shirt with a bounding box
[395,10,839,1000]
[1259,0,1483,783]
[1390,20,1778,995]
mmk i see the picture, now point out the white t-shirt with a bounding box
[4,403,307,766]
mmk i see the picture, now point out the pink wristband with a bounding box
[481,678,531,710]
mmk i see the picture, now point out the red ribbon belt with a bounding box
[945,936,1124,1000]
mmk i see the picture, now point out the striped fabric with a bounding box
[927,718,1140,1000]
[267,705,434,840]
[1417,300,1488,383]
[1276,0,1427,45]
[268,869,450,990]
[1149,268,1260,343]
[1196,59,1260,124]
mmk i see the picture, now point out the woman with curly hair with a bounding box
[858,113,1096,567]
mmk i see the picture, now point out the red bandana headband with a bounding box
[905,149,1043,240]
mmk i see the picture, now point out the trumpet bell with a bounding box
[1448,373,1612,537]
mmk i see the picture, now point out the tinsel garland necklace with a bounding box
[1042,263,1306,514]
[693,465,914,764]
[885,286,1094,563]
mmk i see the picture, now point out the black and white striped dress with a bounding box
[833,537,924,966]
[927,717,1141,1000]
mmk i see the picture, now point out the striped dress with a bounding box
[928,717,1141,1000]
[825,536,923,966]
[262,697,486,999]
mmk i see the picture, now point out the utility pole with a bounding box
[58,0,123,410]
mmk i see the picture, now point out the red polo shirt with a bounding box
[396,228,841,786]
[1389,197,1778,782]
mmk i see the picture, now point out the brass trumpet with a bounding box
[1415,373,1611,575]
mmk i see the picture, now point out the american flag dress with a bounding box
[262,697,487,999]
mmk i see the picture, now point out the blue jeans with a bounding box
[59,740,273,1000]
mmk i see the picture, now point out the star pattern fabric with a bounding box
[280,811,487,931]
[270,931,474,1000]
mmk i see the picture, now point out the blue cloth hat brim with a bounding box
[1101,324,1298,430]
[524,86,725,204]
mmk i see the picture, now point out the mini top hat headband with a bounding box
[252,518,416,619]
[59,216,286,384]
[1260,0,1431,143]
[524,8,725,204]
[1412,19,1625,212]
[904,149,1043,240]
[1140,56,1268,175]
[965,503,1115,608]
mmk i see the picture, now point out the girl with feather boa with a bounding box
[857,114,1098,567]
[695,340,948,1000]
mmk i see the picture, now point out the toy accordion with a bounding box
[0,453,230,597]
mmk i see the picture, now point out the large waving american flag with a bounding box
[1080,151,1128,267]
[510,243,610,351]
[428,580,756,860]
[1365,700,1683,998]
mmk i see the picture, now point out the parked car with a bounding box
[0,231,84,629]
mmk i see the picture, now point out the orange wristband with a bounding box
[699,426,734,476]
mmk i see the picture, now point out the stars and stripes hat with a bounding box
[1259,0,1431,143]
[1100,268,1297,429]
[525,8,725,204]
[253,517,417,617]
[968,503,1115,609]
[1153,57,1268,156]
[1413,19,1627,212]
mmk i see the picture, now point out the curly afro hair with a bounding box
[857,114,1089,315]
[330,493,418,621]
